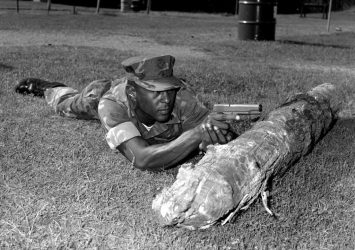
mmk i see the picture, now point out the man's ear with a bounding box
[126,84,136,100]
[126,84,138,109]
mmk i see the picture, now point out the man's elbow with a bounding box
[132,160,150,171]
[132,157,166,171]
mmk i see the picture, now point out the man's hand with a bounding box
[198,114,236,151]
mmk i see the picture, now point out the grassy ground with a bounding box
[0,1,355,249]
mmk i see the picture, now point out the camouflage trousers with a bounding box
[44,79,112,120]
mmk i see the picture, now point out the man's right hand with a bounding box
[197,114,235,152]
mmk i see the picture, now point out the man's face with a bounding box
[134,85,178,125]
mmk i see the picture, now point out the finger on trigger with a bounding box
[209,120,229,130]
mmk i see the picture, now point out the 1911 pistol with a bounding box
[212,104,262,120]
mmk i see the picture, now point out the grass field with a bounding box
[0,1,355,249]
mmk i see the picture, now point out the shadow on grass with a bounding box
[275,116,354,184]
[278,39,352,49]
[0,63,14,71]
[273,115,355,204]
[279,31,355,49]
[101,12,119,17]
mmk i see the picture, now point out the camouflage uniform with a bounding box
[44,78,209,150]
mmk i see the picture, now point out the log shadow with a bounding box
[270,116,355,208]
[227,117,354,235]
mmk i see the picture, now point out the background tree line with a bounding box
[24,0,355,14]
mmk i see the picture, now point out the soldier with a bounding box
[15,55,235,171]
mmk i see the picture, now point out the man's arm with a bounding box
[118,127,202,171]
[118,116,232,171]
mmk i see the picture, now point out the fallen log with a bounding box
[152,83,345,230]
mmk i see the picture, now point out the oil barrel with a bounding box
[238,0,276,41]
[121,0,132,12]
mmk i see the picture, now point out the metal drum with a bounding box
[121,0,132,12]
[238,0,276,41]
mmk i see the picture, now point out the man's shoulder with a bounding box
[111,77,127,88]
[102,77,128,102]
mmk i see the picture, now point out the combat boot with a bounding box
[15,78,67,97]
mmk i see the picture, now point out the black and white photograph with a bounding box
[1,0,354,248]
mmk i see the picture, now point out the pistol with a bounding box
[212,104,262,120]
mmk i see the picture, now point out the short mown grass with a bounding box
[0,4,355,249]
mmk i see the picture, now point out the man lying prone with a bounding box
[15,55,235,171]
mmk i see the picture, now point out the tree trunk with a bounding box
[235,0,239,15]
[152,83,345,230]
[47,0,52,14]
[96,0,101,14]
[146,0,151,14]
[16,0,19,13]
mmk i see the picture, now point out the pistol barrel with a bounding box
[213,104,262,114]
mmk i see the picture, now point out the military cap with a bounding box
[121,55,183,91]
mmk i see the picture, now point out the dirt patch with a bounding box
[0,30,208,59]
[291,63,355,77]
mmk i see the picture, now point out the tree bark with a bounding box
[47,0,52,14]
[146,0,151,14]
[152,83,345,230]
[96,0,101,14]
